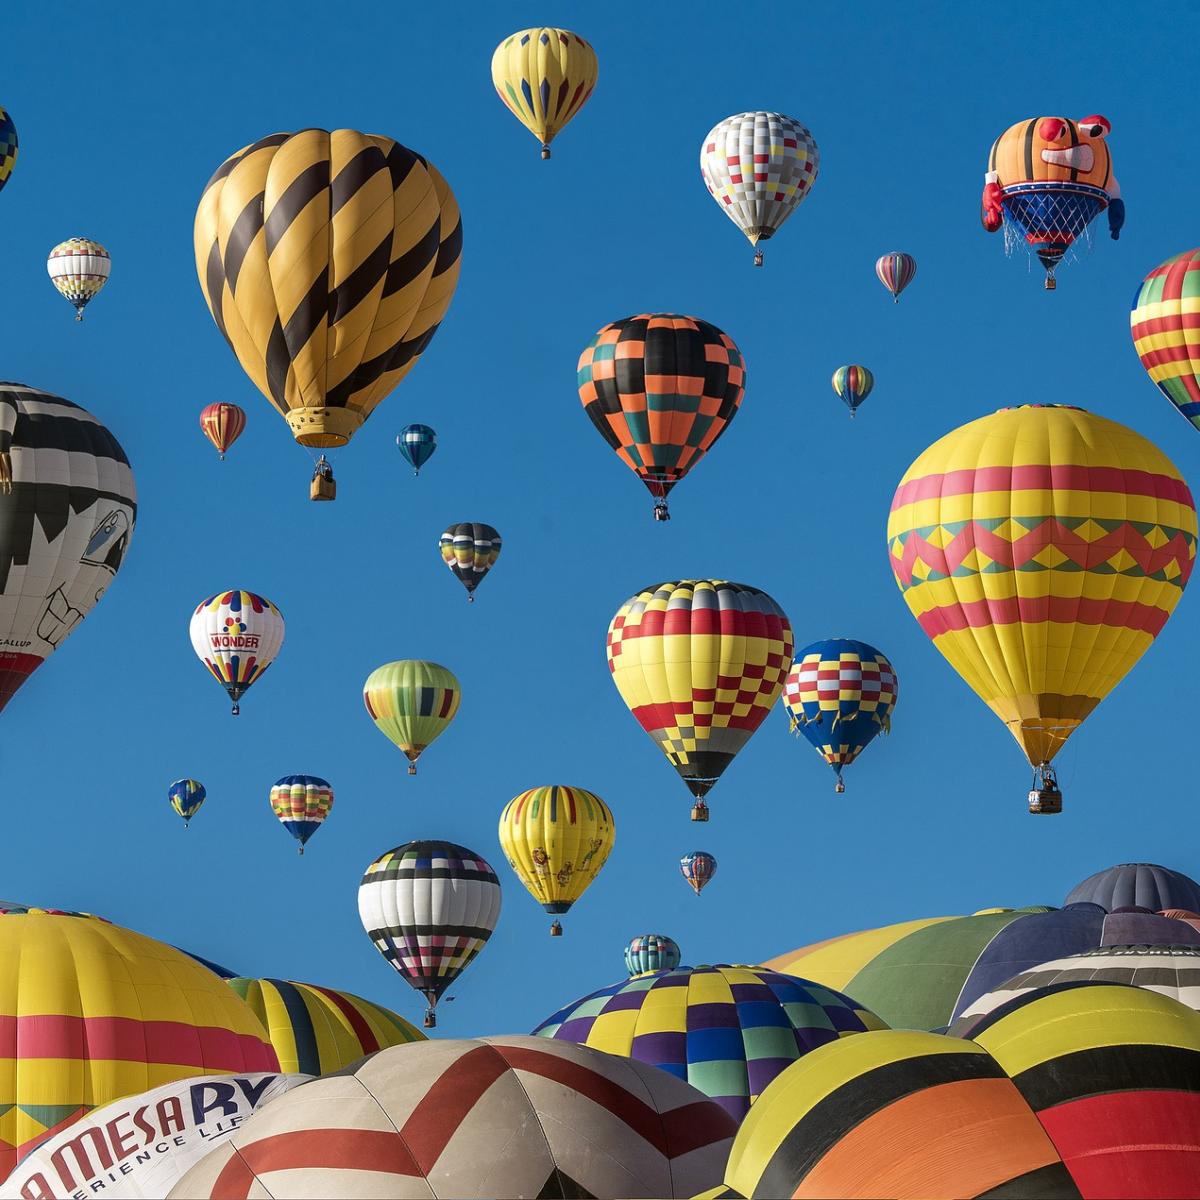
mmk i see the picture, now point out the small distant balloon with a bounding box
[680,851,716,896]
[200,403,246,459]
[875,252,916,302]
[625,934,681,976]
[0,107,17,193]
[831,365,875,418]
[439,523,502,601]
[362,660,460,775]
[188,590,285,716]
[168,779,206,828]
[270,775,333,855]
[47,238,110,320]
[397,424,437,475]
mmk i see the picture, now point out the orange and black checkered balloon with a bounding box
[577,314,745,519]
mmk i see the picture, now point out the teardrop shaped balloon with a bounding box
[831,365,874,418]
[0,384,136,714]
[875,252,916,302]
[47,238,110,320]
[497,785,615,934]
[578,315,746,520]
[193,129,462,480]
[781,639,898,792]
[491,28,598,159]
[358,840,501,1027]
[680,851,716,896]
[199,403,246,459]
[439,522,501,601]
[397,423,437,475]
[888,404,1195,810]
[362,660,460,775]
[168,779,206,828]
[270,775,333,855]
[700,112,819,265]
[188,590,285,716]
[625,934,681,977]
[1130,249,1200,431]
[0,106,17,193]
[607,580,793,819]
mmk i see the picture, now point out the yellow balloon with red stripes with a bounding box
[887,404,1196,805]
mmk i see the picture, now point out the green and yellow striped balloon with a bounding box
[193,129,462,450]
[363,660,461,774]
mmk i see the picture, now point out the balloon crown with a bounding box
[997,404,1085,413]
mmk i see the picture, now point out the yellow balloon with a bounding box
[498,785,615,934]
[490,29,598,159]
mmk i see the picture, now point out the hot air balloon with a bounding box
[830,365,874,418]
[680,851,716,896]
[1130,248,1200,432]
[0,107,17,193]
[269,775,333,855]
[607,580,793,820]
[625,934,680,977]
[491,28,598,159]
[193,130,462,498]
[396,422,437,474]
[189,590,285,716]
[699,112,819,266]
[578,314,745,521]
[362,659,460,776]
[875,251,916,302]
[888,404,1195,811]
[0,385,136,714]
[439,522,502,601]
[780,638,898,793]
[357,840,501,1027]
[47,238,110,320]
[199,402,246,459]
[498,785,615,936]
[169,778,206,827]
[982,115,1123,289]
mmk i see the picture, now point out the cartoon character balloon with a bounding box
[357,840,501,1027]
[269,775,333,855]
[831,365,874,418]
[193,129,462,494]
[781,638,897,792]
[607,580,793,820]
[491,28,598,159]
[362,660,460,775]
[0,385,136,714]
[700,112,819,266]
[1131,248,1200,432]
[498,785,615,935]
[199,403,246,459]
[982,115,1123,289]
[47,238,110,320]
[888,404,1195,810]
[578,315,746,521]
[680,851,716,896]
[439,522,502,601]
[397,423,437,475]
[169,779,206,827]
[189,590,285,715]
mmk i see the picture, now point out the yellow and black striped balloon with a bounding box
[193,129,462,448]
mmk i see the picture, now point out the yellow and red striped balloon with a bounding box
[888,404,1195,777]
[1130,247,1200,431]
[199,402,246,459]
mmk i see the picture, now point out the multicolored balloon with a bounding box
[169,778,206,827]
[0,106,17,193]
[578,315,745,520]
[0,385,136,715]
[357,840,501,1027]
[189,590,285,716]
[199,402,246,459]
[47,238,110,320]
[680,851,716,896]
[1130,248,1200,431]
[269,775,333,855]
[625,934,680,977]
[497,785,615,935]
[193,130,462,485]
[874,251,916,302]
[888,404,1195,810]
[490,28,598,158]
[396,423,437,474]
[439,522,502,601]
[362,660,460,775]
[780,638,897,792]
[830,364,874,417]
[982,115,1123,289]
[700,112,819,266]
[607,580,793,819]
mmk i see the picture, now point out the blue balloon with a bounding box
[625,934,681,977]
[396,424,437,475]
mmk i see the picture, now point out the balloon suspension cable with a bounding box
[541,144,551,160]
[653,500,670,522]
[550,920,563,937]
[753,250,764,267]
[407,762,418,776]
[691,800,710,822]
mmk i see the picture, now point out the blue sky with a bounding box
[3,0,1200,1038]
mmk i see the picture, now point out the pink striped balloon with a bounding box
[876,252,917,302]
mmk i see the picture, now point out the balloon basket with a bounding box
[653,501,670,522]
[423,1010,436,1029]
[1044,276,1056,291]
[691,801,709,822]
[550,920,563,937]
[541,145,551,160]
[310,474,336,501]
[834,779,845,794]
[231,702,240,717]
[753,250,764,267]
[407,762,418,776]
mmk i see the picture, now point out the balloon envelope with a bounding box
[189,590,285,714]
[439,522,501,598]
[625,934,681,976]
[396,422,436,473]
[362,659,460,771]
[269,775,333,851]
[199,402,246,457]
[168,778,206,825]
[47,237,110,318]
